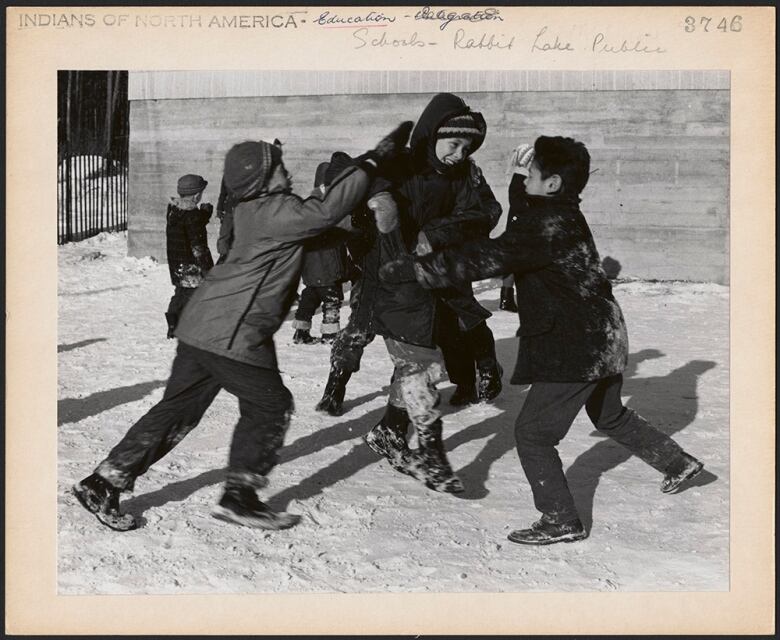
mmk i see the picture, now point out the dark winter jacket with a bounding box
[416,175,629,383]
[165,200,214,287]
[372,93,496,348]
[174,165,372,368]
[300,187,352,287]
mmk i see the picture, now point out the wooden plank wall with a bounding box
[128,89,729,283]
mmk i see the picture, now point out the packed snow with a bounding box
[57,231,729,594]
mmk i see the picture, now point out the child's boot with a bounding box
[477,362,503,402]
[364,404,414,476]
[411,419,464,493]
[212,485,301,530]
[165,312,178,339]
[449,383,477,406]
[315,366,352,415]
[507,514,588,545]
[661,452,704,493]
[292,320,318,344]
[320,333,338,344]
[72,473,137,532]
[499,286,518,312]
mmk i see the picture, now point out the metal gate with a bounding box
[57,71,129,244]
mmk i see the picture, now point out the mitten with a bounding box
[367,192,399,233]
[378,256,418,283]
[414,253,453,289]
[509,144,535,176]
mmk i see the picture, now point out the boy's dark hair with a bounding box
[533,136,591,196]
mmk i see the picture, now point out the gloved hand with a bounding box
[373,121,414,162]
[378,255,418,283]
[509,144,535,176]
[413,253,452,289]
[367,192,399,233]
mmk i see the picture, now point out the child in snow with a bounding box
[380,135,704,544]
[292,158,353,345]
[164,174,214,338]
[363,93,502,494]
[71,122,413,532]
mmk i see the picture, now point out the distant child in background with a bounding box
[165,174,214,338]
[381,136,704,544]
[292,157,353,345]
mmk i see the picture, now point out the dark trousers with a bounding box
[166,285,196,318]
[330,279,375,373]
[95,342,293,492]
[294,284,343,332]
[515,374,685,523]
[438,311,499,387]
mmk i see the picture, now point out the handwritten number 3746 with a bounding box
[684,16,742,33]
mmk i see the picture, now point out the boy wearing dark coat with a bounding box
[164,174,214,338]
[381,136,704,544]
[72,123,412,532]
[364,93,502,494]
[292,159,353,345]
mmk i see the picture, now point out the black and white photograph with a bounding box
[57,68,730,594]
[6,5,775,636]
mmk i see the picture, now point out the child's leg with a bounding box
[585,374,685,472]
[319,284,344,337]
[514,381,597,522]
[293,286,321,331]
[94,342,222,491]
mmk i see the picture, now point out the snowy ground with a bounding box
[57,232,729,594]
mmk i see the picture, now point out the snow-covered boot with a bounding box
[72,473,137,532]
[165,312,178,339]
[320,333,338,344]
[661,452,704,494]
[315,366,352,416]
[364,404,414,476]
[449,383,477,406]
[411,419,464,493]
[477,363,503,402]
[507,515,587,545]
[211,486,301,529]
[293,328,318,345]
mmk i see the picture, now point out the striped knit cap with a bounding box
[223,140,281,200]
[435,112,486,144]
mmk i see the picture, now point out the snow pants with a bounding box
[293,284,343,335]
[166,285,196,319]
[437,309,499,387]
[515,373,686,523]
[95,342,293,492]
[384,338,443,434]
[329,279,376,374]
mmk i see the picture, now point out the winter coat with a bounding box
[372,93,496,348]
[165,200,214,287]
[301,188,352,287]
[174,165,372,368]
[427,174,629,383]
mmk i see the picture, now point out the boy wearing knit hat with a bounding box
[380,135,704,544]
[72,122,413,532]
[362,93,503,493]
[164,174,214,338]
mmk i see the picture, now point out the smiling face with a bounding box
[434,137,472,166]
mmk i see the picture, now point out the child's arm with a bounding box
[263,164,373,242]
[381,225,553,288]
[184,206,212,267]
